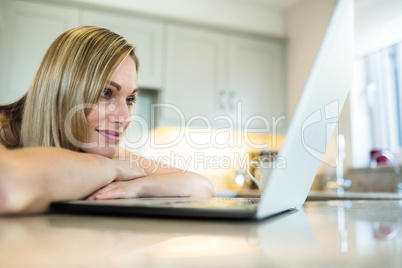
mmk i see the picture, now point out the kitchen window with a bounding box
[350,42,402,167]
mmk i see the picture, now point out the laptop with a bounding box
[51,0,354,220]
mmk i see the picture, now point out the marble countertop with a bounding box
[1,200,401,267]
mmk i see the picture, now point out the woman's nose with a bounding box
[109,99,131,125]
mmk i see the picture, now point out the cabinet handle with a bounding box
[219,90,226,110]
[229,91,236,111]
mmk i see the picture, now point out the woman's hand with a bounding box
[86,180,141,200]
[86,150,215,201]
[109,157,147,181]
[86,170,215,201]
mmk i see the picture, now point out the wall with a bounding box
[284,0,354,178]
[121,127,284,191]
[284,0,337,120]
[0,0,3,28]
[62,0,286,38]
[355,0,402,58]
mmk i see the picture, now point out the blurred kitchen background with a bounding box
[0,0,401,193]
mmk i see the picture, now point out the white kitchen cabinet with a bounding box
[228,35,286,132]
[0,0,80,103]
[82,10,164,89]
[0,0,285,133]
[161,24,226,127]
[161,23,285,131]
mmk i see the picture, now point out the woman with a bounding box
[0,26,214,214]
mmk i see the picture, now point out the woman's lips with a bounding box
[96,129,121,143]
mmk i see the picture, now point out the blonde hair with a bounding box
[0,26,138,150]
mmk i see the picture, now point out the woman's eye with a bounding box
[126,96,137,106]
[101,88,112,99]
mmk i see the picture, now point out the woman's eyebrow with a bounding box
[108,81,137,94]
[108,81,121,91]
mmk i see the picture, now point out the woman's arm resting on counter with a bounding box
[87,149,215,200]
[86,170,215,200]
[0,145,146,215]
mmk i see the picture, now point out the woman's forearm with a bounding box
[137,171,215,198]
[0,147,120,214]
[93,148,216,199]
[87,170,215,200]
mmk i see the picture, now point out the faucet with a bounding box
[326,134,352,195]
[370,150,402,194]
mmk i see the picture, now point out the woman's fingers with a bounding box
[94,188,127,200]
[86,184,118,200]
[86,181,140,200]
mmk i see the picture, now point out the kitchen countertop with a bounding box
[220,189,402,200]
[1,200,401,267]
[306,190,402,200]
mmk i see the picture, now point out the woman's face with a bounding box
[83,56,138,158]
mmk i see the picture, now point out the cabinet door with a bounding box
[161,24,226,127]
[0,0,80,104]
[229,35,286,132]
[82,10,164,89]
